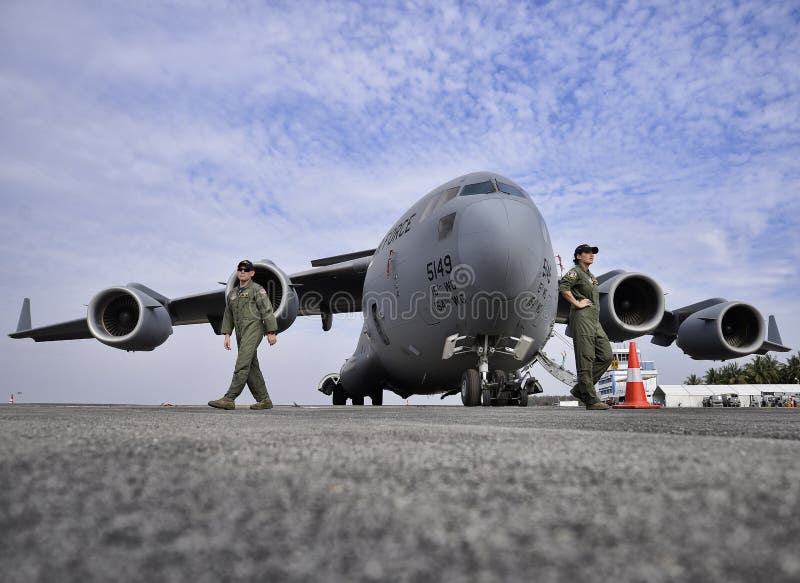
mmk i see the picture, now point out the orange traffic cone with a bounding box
[612,342,660,409]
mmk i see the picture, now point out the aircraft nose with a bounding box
[457,198,545,294]
[456,198,511,292]
[456,197,552,334]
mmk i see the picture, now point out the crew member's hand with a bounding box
[575,299,593,309]
[267,333,277,346]
[224,334,231,350]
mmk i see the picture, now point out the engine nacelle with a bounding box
[226,259,299,333]
[676,301,765,360]
[598,272,665,341]
[87,286,173,351]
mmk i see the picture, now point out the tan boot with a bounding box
[586,401,610,410]
[208,397,235,410]
[250,398,273,410]
[570,387,587,407]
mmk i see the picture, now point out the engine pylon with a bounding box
[612,342,660,409]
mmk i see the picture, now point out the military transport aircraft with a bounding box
[10,172,790,406]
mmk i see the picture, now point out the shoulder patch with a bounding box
[259,289,267,295]
[565,269,577,280]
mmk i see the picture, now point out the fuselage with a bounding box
[340,172,557,399]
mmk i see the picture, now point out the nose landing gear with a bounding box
[461,366,542,407]
[450,334,542,407]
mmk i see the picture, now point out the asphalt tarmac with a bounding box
[1,404,799,583]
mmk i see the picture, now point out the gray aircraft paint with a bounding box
[345,172,556,398]
[9,170,790,405]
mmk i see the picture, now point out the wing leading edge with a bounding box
[10,296,92,341]
[9,249,373,344]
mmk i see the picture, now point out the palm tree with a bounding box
[746,355,781,384]
[684,374,702,385]
[704,368,722,385]
[779,352,800,384]
[717,363,747,384]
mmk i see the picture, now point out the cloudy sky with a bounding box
[1,0,798,405]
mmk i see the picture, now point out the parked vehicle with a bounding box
[702,395,724,407]
[722,393,741,407]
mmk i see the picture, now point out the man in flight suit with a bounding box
[208,259,278,410]
[558,244,612,411]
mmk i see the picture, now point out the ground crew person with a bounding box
[208,259,278,410]
[559,244,612,410]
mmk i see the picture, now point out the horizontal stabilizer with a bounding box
[310,249,375,267]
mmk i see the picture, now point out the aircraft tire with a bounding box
[460,369,481,407]
[518,389,529,407]
[352,396,365,406]
[332,385,347,406]
[371,390,383,406]
[481,389,492,406]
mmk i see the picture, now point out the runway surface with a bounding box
[1,404,799,582]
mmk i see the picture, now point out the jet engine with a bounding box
[87,286,172,351]
[225,259,299,333]
[676,301,765,360]
[597,271,665,341]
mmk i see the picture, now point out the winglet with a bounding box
[16,298,31,333]
[767,315,784,346]
[755,315,791,354]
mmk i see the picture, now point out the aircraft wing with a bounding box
[9,250,374,346]
[167,288,227,333]
[9,299,92,341]
[291,249,374,316]
[556,269,790,360]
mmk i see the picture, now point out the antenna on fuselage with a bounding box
[555,254,565,276]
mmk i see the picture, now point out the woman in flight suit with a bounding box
[558,244,612,411]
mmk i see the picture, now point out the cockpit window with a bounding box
[498,181,527,198]
[460,180,496,196]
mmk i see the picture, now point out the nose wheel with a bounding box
[454,335,539,407]
[460,369,481,406]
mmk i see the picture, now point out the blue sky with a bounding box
[1,0,798,404]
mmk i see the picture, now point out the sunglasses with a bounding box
[237,267,252,272]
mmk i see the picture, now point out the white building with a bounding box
[652,385,800,407]
[596,343,658,403]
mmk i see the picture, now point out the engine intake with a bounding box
[226,259,299,333]
[676,301,765,360]
[87,286,172,351]
[598,272,664,341]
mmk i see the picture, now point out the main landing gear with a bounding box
[317,373,383,405]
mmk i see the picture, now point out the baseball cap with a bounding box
[574,244,599,256]
[237,259,254,271]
